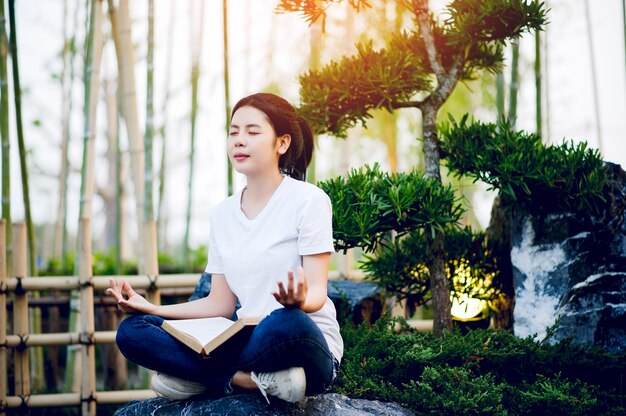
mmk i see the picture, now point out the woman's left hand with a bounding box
[273,267,307,309]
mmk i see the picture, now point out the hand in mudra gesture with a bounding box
[273,267,307,309]
[106,279,156,314]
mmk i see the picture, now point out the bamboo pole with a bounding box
[183,0,205,272]
[5,270,352,292]
[583,0,603,152]
[157,0,176,251]
[78,219,96,415]
[6,331,116,348]
[145,0,155,221]
[535,28,542,138]
[107,0,145,269]
[143,220,160,304]
[508,39,520,129]
[5,389,156,408]
[0,2,11,277]
[6,274,200,291]
[223,0,233,196]
[12,223,29,397]
[0,220,7,415]
[8,0,35,279]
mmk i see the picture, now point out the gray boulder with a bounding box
[190,273,386,325]
[511,162,626,353]
[113,393,415,416]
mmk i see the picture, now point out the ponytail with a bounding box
[231,93,315,181]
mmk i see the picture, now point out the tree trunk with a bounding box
[0,0,11,275]
[421,104,452,336]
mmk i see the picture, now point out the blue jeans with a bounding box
[116,308,338,396]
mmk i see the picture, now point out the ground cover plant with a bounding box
[332,316,626,415]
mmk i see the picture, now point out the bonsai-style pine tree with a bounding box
[279,0,547,335]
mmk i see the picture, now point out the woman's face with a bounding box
[228,106,290,177]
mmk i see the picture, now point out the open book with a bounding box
[162,316,261,356]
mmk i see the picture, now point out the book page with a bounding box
[164,317,235,346]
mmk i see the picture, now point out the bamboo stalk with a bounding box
[78,0,104,220]
[5,270,354,292]
[54,0,75,260]
[68,0,104,395]
[6,331,117,348]
[12,223,29,397]
[78,219,96,415]
[143,220,160,304]
[157,1,176,251]
[223,0,233,195]
[0,2,11,277]
[508,39,520,129]
[5,389,156,408]
[8,0,35,279]
[0,220,7,414]
[535,28,542,138]
[107,0,145,269]
[145,0,155,221]
[583,0,603,152]
[496,72,505,119]
[183,0,205,272]
[6,274,202,291]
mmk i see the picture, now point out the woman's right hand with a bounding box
[106,279,157,315]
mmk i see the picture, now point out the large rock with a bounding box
[190,273,386,325]
[113,393,415,416]
[511,162,626,353]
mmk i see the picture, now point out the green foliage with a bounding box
[295,0,546,137]
[506,374,603,416]
[403,367,505,415]
[40,246,208,276]
[361,227,499,311]
[299,38,431,137]
[445,0,547,45]
[440,116,608,215]
[334,316,626,415]
[317,163,464,253]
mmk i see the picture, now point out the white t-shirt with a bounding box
[205,175,344,363]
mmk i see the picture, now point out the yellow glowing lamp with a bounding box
[451,295,489,322]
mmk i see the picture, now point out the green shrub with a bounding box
[361,227,500,312]
[506,374,602,416]
[317,163,464,253]
[333,316,626,415]
[439,115,608,215]
[403,366,505,416]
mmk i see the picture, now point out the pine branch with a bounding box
[412,0,445,82]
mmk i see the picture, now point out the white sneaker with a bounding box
[250,367,306,403]
[150,372,207,400]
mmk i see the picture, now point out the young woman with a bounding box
[106,93,342,403]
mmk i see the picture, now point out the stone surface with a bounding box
[189,273,386,325]
[511,162,626,353]
[113,393,415,416]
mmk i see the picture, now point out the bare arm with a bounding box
[107,274,237,319]
[273,252,330,313]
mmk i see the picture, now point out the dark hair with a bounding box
[231,93,314,181]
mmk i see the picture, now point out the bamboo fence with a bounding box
[0,219,369,415]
